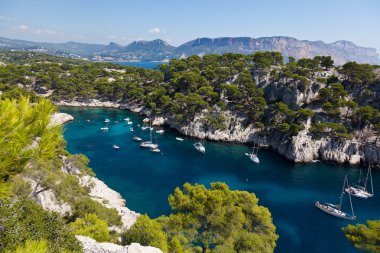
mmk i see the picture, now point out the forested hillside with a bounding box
[1,51,379,166]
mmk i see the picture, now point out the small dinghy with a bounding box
[133,135,142,142]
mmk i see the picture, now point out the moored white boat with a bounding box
[156,129,164,134]
[194,142,205,154]
[315,175,356,220]
[104,119,110,123]
[150,147,161,153]
[112,144,120,149]
[100,126,109,131]
[176,137,184,141]
[133,135,142,142]
[345,165,374,199]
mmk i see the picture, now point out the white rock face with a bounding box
[53,99,380,167]
[49,112,74,127]
[27,178,72,216]
[79,175,139,230]
[152,117,166,126]
[55,99,120,108]
[76,236,163,253]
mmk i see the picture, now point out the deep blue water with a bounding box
[113,61,164,69]
[61,107,380,253]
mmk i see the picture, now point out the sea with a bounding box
[61,106,380,253]
[113,61,164,69]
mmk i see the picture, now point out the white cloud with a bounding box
[106,35,117,40]
[19,24,28,31]
[15,24,65,36]
[0,16,16,21]
[148,27,160,34]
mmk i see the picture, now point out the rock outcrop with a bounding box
[61,156,139,230]
[27,177,72,216]
[49,112,74,127]
[79,175,139,230]
[76,236,163,253]
[54,99,380,167]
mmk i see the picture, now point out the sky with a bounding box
[0,0,379,52]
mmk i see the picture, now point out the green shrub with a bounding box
[72,196,122,226]
[122,214,168,252]
[0,198,81,253]
[5,239,48,253]
[71,213,110,242]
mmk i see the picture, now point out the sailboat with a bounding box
[345,165,374,199]
[245,143,260,164]
[315,175,356,220]
[193,142,205,154]
[140,122,158,149]
[112,144,120,149]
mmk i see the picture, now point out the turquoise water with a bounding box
[113,61,164,69]
[61,107,380,253]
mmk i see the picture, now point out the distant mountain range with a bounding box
[0,36,379,65]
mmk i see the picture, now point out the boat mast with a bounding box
[346,180,355,217]
[369,165,374,195]
[339,176,347,211]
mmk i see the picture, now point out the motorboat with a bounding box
[193,142,205,154]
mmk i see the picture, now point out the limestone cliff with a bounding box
[76,236,163,253]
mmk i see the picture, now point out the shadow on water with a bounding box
[61,107,377,253]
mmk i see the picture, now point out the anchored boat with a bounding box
[245,142,260,164]
[315,175,356,220]
[345,165,374,199]
[194,142,205,154]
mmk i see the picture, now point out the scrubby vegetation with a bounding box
[1,51,379,143]
[122,182,278,253]
[0,97,122,251]
[342,220,380,253]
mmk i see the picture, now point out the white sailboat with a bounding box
[194,142,205,154]
[176,137,184,141]
[104,119,110,123]
[245,143,260,164]
[345,165,374,199]
[140,122,159,149]
[100,126,109,131]
[315,175,356,220]
[112,144,120,149]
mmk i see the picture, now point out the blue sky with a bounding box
[0,0,379,52]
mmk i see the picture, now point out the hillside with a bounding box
[0,36,379,64]
[0,51,379,167]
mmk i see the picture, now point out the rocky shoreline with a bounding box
[55,99,380,168]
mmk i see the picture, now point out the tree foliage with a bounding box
[163,182,278,253]
[0,198,81,253]
[122,214,168,252]
[342,220,380,253]
[71,213,110,242]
